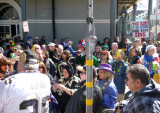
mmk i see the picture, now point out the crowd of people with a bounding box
[0,35,160,113]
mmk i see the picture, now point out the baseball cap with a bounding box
[48,43,55,47]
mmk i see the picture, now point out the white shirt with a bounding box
[0,72,51,113]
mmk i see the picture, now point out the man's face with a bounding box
[65,39,68,43]
[135,40,140,47]
[125,73,137,93]
[48,46,55,51]
[36,51,43,61]
[112,44,117,52]
[10,46,14,50]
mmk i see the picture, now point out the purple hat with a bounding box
[98,63,114,74]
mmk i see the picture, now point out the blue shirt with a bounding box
[96,80,117,109]
[111,60,128,94]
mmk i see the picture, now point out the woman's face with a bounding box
[1,64,9,73]
[80,71,86,81]
[42,52,46,58]
[39,66,44,73]
[95,46,101,53]
[148,48,155,56]
[98,70,111,80]
[62,53,67,60]
[101,53,108,60]
[105,39,108,43]
[98,70,107,80]
[63,69,69,78]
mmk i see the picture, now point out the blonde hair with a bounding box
[104,71,114,80]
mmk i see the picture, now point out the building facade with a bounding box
[0,0,116,48]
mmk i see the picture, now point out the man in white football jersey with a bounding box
[0,50,51,113]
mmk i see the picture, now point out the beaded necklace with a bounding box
[112,60,123,77]
[81,82,86,88]
[97,78,111,90]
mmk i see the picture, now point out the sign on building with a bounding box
[22,21,29,32]
[132,21,149,38]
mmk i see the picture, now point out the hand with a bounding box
[56,84,66,91]
[114,102,123,113]
[68,41,72,47]
[53,83,58,92]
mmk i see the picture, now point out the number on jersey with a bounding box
[19,96,50,113]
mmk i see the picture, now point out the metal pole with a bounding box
[148,0,153,39]
[52,0,56,40]
[85,0,97,113]
[155,3,158,41]
[21,0,27,44]
[133,4,137,22]
[110,0,116,50]
[132,4,137,42]
[122,17,125,42]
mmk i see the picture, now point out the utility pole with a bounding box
[110,0,116,49]
[85,0,97,113]
[21,0,27,44]
[148,0,153,39]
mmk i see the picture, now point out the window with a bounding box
[0,4,19,20]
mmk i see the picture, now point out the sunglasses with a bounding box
[35,47,40,50]
[80,72,86,75]
[39,66,44,69]
[125,76,132,81]
[125,76,129,81]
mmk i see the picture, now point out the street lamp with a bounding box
[120,5,127,48]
